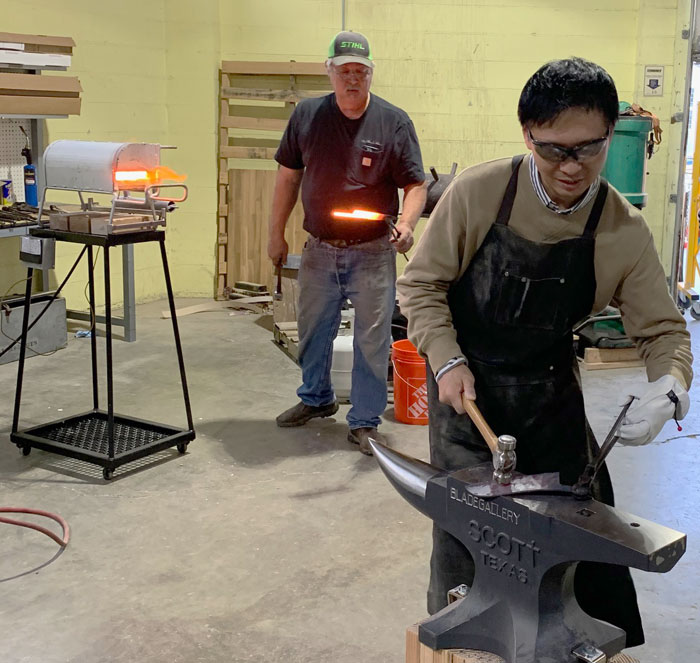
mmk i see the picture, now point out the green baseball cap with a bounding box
[327,31,374,68]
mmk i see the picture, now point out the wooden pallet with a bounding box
[216,61,331,299]
[272,274,300,324]
[272,319,354,364]
[580,347,644,371]
[273,321,299,363]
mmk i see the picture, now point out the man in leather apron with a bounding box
[396,58,692,650]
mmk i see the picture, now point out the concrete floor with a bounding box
[0,298,698,663]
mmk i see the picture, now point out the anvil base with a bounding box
[419,565,625,663]
[407,625,641,663]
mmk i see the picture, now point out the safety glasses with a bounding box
[528,128,610,163]
[331,65,372,81]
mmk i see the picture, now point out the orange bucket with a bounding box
[391,339,428,425]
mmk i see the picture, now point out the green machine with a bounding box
[577,105,654,355]
[601,105,654,208]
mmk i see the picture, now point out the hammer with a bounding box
[274,263,283,301]
[461,394,517,485]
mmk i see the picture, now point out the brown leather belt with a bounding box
[320,238,368,248]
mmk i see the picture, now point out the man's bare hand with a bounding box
[267,235,289,267]
[437,363,476,413]
[392,220,415,254]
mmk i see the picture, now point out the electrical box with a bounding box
[0,293,67,365]
[19,236,55,270]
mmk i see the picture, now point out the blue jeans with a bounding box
[296,235,396,429]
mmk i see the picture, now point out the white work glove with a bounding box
[618,375,690,446]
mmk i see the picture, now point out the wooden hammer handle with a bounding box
[461,394,499,455]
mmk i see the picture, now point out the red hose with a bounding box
[0,507,70,547]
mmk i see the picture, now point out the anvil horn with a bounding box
[369,439,443,516]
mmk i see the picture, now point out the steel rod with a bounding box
[87,245,99,411]
[159,238,195,432]
[104,246,115,460]
[11,268,34,434]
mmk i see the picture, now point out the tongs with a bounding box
[572,396,634,499]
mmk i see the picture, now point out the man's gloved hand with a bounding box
[618,374,690,446]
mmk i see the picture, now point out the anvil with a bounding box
[370,441,686,663]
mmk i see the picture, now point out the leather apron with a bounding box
[426,156,644,647]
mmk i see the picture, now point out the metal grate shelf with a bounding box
[42,413,170,454]
[12,411,194,470]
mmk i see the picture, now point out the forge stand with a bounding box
[11,228,195,479]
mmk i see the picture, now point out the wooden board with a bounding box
[581,347,644,371]
[221,86,327,102]
[0,31,75,53]
[0,73,81,97]
[220,145,277,160]
[0,95,80,115]
[227,168,306,293]
[161,296,271,319]
[221,61,326,76]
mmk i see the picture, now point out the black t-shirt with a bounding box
[275,93,425,241]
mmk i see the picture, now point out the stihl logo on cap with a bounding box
[341,41,365,50]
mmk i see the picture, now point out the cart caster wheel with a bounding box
[177,442,189,454]
[103,468,114,480]
[678,292,691,310]
[690,303,700,320]
[19,445,31,456]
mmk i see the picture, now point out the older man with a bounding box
[397,58,692,651]
[269,31,426,453]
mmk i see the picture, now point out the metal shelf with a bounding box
[0,223,37,238]
[0,114,68,120]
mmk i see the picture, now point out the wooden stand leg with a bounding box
[406,625,505,663]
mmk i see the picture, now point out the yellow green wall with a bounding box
[1,0,692,308]
[3,0,169,308]
[2,0,222,309]
[223,0,691,272]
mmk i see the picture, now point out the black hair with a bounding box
[518,57,619,128]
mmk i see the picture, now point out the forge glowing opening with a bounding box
[114,170,149,182]
[114,166,187,187]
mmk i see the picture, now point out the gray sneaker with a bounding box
[276,400,339,427]
[347,427,385,455]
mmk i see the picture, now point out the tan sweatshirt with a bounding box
[396,155,693,389]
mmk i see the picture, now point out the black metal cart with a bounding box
[11,228,195,479]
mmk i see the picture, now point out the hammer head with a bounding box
[493,434,516,484]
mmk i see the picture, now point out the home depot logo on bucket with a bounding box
[406,380,428,420]
[392,339,428,425]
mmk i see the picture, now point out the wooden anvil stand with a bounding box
[406,625,639,663]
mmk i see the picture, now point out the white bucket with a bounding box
[331,335,353,401]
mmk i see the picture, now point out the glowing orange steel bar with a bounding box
[332,209,384,221]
